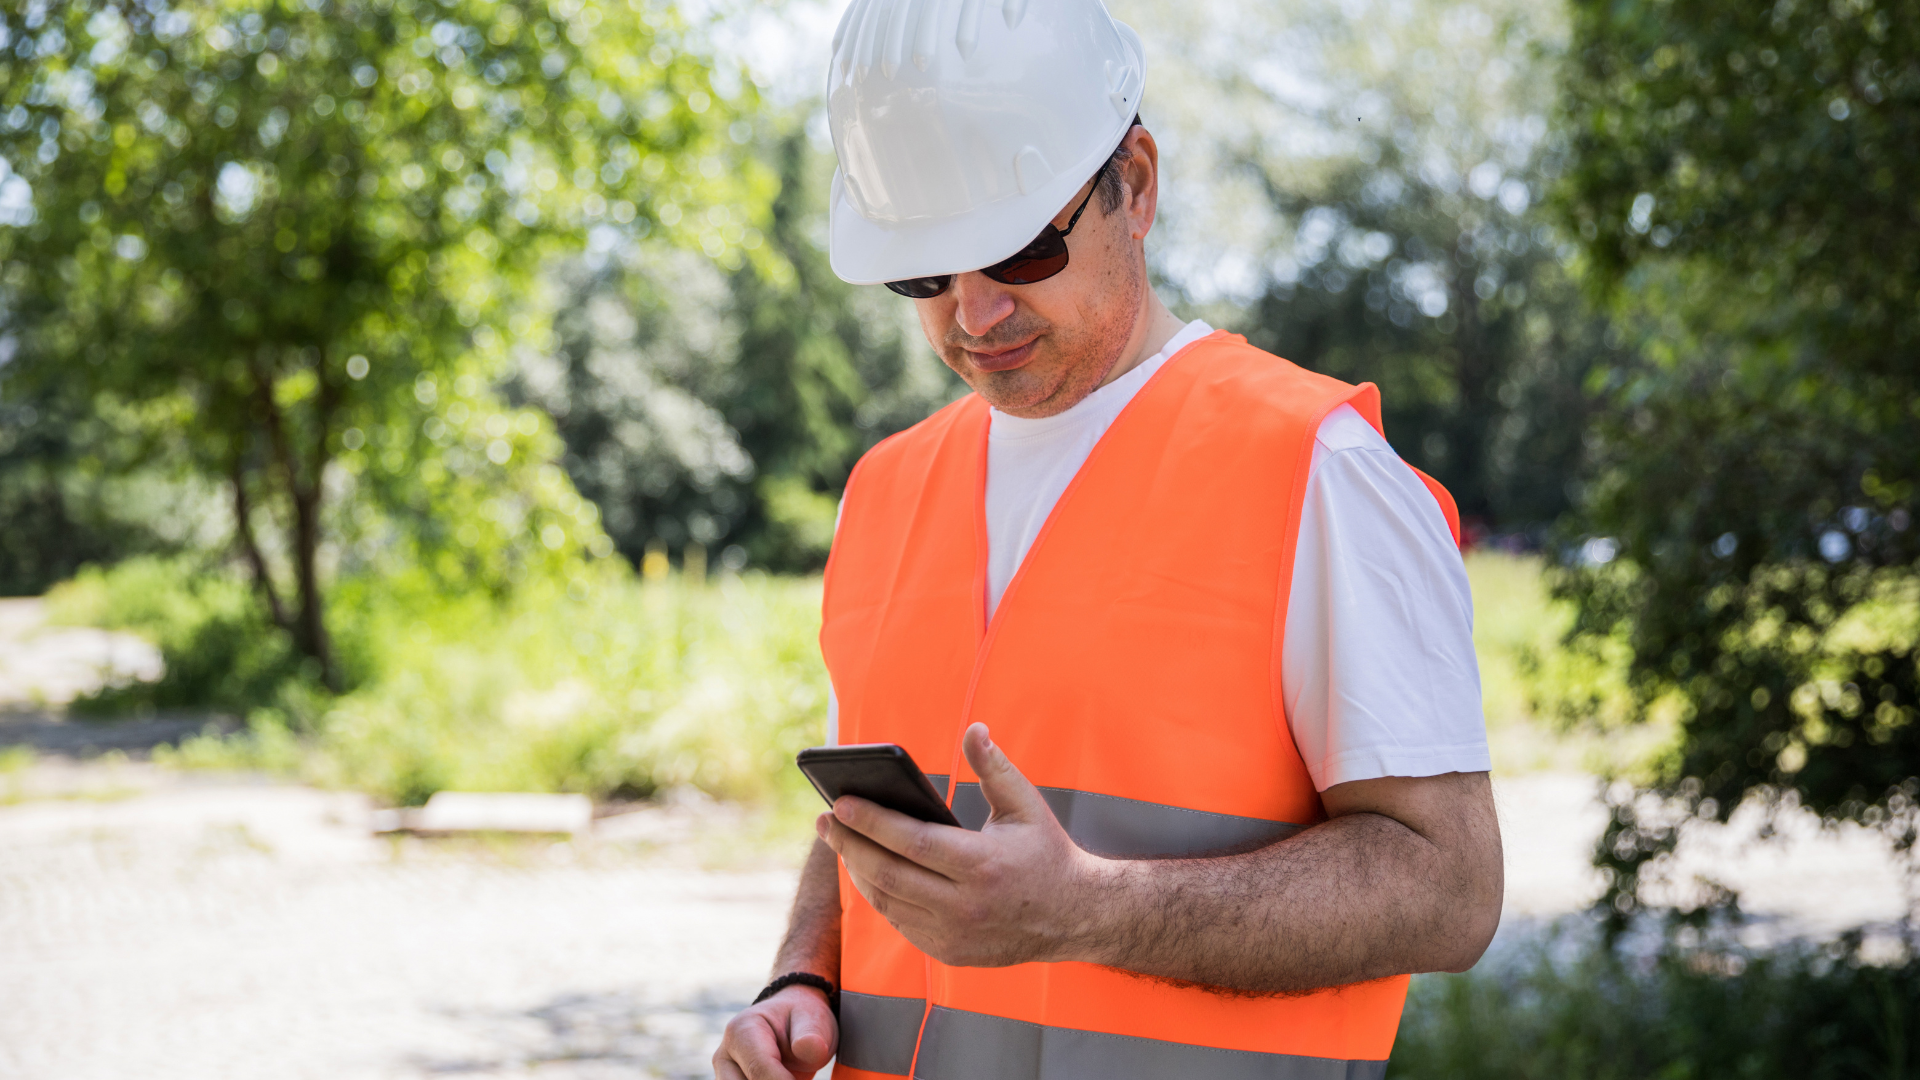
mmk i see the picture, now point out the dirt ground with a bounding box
[0,769,798,1080]
[0,600,1909,1079]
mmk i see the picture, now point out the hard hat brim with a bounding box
[827,111,1139,287]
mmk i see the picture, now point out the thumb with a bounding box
[962,723,1050,826]
[785,992,836,1069]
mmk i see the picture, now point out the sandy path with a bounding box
[0,778,799,1080]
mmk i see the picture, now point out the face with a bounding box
[911,128,1160,419]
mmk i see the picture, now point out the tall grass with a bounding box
[49,557,829,805]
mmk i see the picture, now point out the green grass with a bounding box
[0,745,34,804]
[52,556,830,807]
[1392,930,1920,1079]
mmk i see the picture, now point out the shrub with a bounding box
[1392,927,1919,1079]
[107,560,832,805]
[44,556,306,714]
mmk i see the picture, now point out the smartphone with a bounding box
[796,743,963,828]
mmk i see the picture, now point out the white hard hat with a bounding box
[825,0,1146,285]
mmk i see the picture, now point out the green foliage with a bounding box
[1235,164,1601,529]
[135,561,832,805]
[1464,552,1669,776]
[1392,933,1920,1079]
[1550,0,1920,919]
[516,121,962,571]
[0,389,170,595]
[0,0,770,674]
[1558,0,1919,335]
[1150,0,1601,530]
[45,555,305,710]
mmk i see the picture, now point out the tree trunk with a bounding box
[250,360,339,692]
[288,480,334,691]
[231,453,291,632]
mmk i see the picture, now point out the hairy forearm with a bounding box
[1075,805,1500,993]
[772,838,843,980]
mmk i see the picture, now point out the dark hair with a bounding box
[1095,116,1143,214]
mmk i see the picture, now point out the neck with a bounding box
[1097,287,1186,391]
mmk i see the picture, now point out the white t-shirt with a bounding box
[827,320,1491,791]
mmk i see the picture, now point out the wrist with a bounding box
[771,983,831,1006]
[1052,851,1132,966]
[756,971,839,1016]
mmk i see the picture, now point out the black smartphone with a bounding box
[796,743,963,828]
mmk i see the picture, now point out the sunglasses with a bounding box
[885,160,1111,299]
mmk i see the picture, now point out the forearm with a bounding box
[1074,801,1500,993]
[771,838,843,980]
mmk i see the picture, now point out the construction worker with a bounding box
[715,1,1502,1077]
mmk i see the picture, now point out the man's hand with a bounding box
[819,722,1102,967]
[712,984,837,1080]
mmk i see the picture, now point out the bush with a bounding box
[95,560,832,806]
[44,556,306,714]
[1392,928,1919,1079]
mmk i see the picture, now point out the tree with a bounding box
[0,0,767,685]
[1120,0,1605,533]
[1550,0,1920,920]
[514,120,962,572]
[1232,153,1604,532]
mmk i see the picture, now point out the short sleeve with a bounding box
[1281,406,1491,790]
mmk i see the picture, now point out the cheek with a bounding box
[913,298,952,345]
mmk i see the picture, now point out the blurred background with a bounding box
[0,0,1915,1075]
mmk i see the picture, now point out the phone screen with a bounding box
[796,744,962,828]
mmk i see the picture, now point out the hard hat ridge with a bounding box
[825,0,1147,285]
[832,0,1037,77]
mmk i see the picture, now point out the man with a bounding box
[716,2,1502,1077]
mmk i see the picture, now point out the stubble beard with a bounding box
[941,259,1144,419]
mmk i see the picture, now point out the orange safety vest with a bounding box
[819,330,1461,1080]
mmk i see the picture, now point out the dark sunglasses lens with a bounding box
[884,275,953,298]
[983,228,1070,285]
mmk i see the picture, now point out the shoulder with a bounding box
[1169,332,1367,427]
[1314,402,1392,455]
[1304,427,1460,557]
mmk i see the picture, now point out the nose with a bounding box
[948,272,1017,339]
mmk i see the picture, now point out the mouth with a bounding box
[962,336,1039,373]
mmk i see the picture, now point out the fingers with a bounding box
[828,796,977,877]
[819,813,956,911]
[713,1010,798,1080]
[784,989,838,1070]
[961,723,1049,827]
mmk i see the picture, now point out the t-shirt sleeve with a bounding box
[1281,406,1491,790]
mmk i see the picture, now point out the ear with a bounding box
[1119,125,1160,242]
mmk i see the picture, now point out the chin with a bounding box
[980,374,1084,418]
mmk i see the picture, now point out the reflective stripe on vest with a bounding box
[926,775,1303,857]
[822,332,1457,1078]
[917,1006,1390,1080]
[838,991,927,1075]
